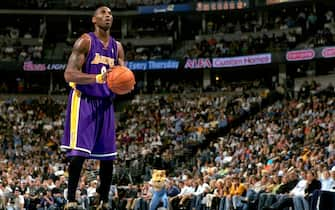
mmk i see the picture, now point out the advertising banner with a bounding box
[213,54,272,68]
[138,3,192,14]
[184,58,212,69]
[286,49,315,61]
[23,61,67,71]
[126,60,179,70]
[321,47,335,58]
[184,54,271,69]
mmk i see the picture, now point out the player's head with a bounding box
[92,6,113,31]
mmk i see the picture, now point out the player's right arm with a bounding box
[64,34,104,84]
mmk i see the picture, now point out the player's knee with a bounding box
[100,160,114,168]
[69,156,86,166]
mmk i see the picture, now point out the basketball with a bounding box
[107,65,136,95]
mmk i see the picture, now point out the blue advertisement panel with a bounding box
[138,3,192,14]
[126,60,180,70]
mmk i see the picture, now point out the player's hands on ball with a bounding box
[106,65,135,95]
[95,71,109,84]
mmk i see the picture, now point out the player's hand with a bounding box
[96,65,119,84]
[95,72,108,84]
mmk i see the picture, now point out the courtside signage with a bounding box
[23,61,66,71]
[286,49,315,61]
[126,60,179,70]
[213,54,271,68]
[321,47,335,58]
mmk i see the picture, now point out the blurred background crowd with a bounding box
[0,80,334,210]
[1,0,335,210]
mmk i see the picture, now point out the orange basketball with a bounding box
[107,66,136,95]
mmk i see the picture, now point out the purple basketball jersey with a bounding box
[61,33,118,160]
[76,32,118,98]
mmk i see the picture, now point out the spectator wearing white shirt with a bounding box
[320,170,334,191]
[170,175,195,210]
[177,179,195,197]
[289,177,307,197]
[193,178,210,197]
[87,180,97,205]
[264,171,308,210]
[13,187,24,210]
[189,177,210,210]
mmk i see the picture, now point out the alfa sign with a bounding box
[23,61,66,71]
[184,58,212,69]
[184,54,271,69]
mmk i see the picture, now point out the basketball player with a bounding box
[61,6,124,210]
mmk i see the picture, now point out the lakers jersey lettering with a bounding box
[91,53,115,67]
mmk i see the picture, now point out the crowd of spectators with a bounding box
[124,43,173,61]
[1,2,335,210]
[114,82,335,210]
[309,27,335,48]
[0,80,334,210]
[0,97,67,209]
[0,17,45,62]
[185,31,302,58]
[2,0,190,10]
[1,5,334,62]
[185,7,335,58]
[0,80,270,209]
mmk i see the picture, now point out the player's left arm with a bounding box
[116,41,125,66]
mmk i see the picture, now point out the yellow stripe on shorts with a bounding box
[70,90,81,149]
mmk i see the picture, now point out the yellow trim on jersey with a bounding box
[70,90,81,149]
[69,82,76,89]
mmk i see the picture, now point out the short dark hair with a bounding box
[93,5,110,16]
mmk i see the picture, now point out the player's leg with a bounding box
[97,160,114,207]
[65,156,85,209]
[91,99,117,209]
[62,91,97,209]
